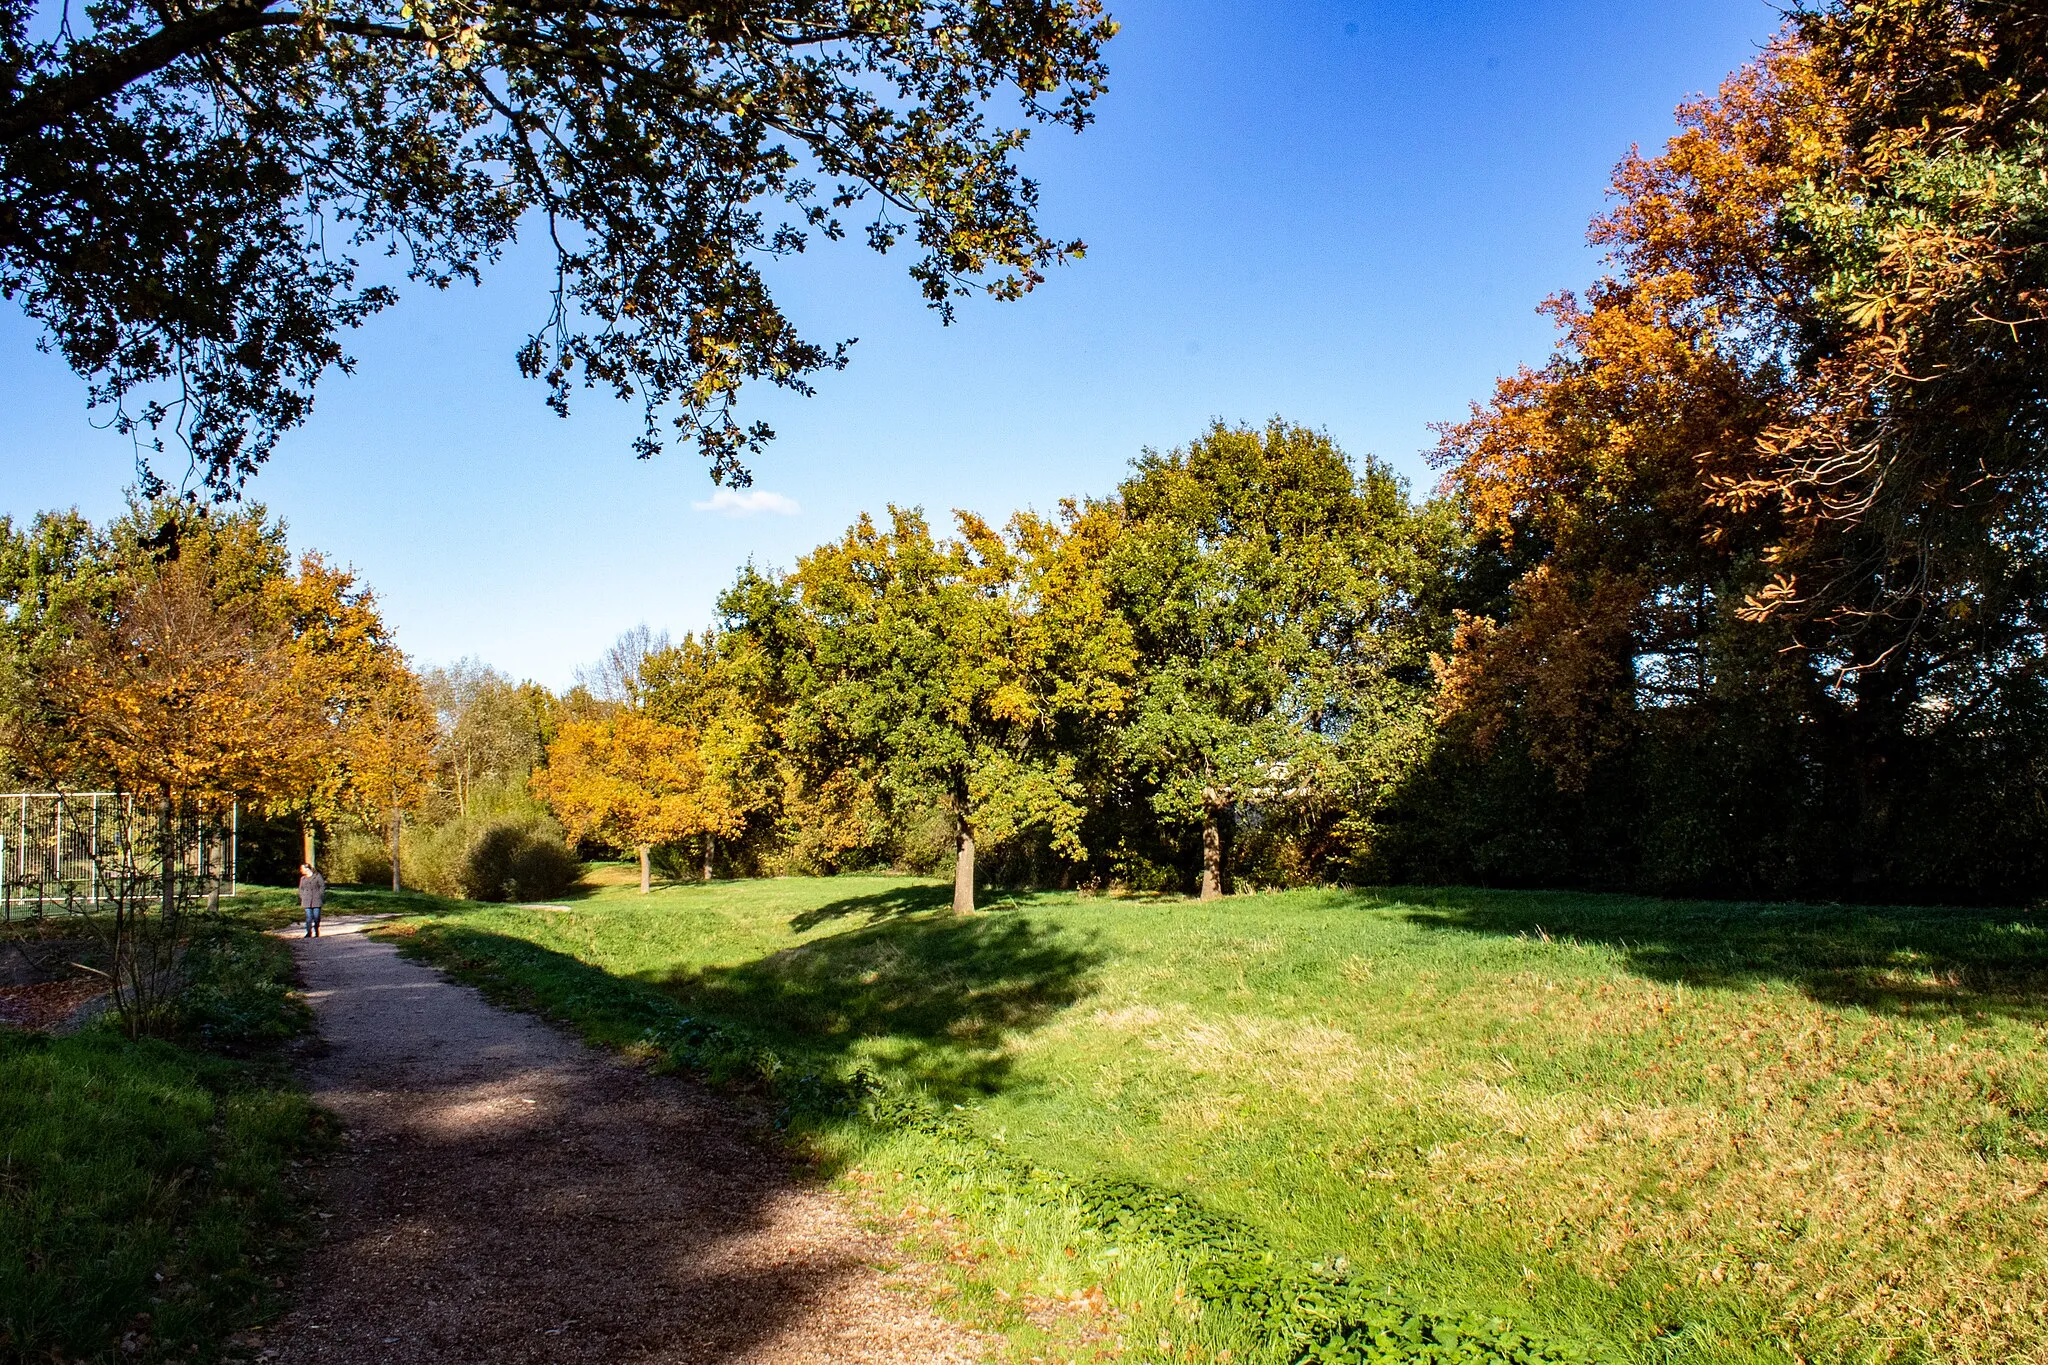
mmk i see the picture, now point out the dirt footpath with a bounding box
[262,917,986,1365]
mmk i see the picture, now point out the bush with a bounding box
[466,819,581,902]
[401,813,580,902]
[327,828,392,887]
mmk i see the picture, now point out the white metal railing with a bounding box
[0,792,237,919]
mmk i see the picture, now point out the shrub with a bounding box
[465,818,581,902]
[401,813,580,902]
[327,828,392,887]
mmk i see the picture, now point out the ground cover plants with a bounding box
[380,870,2048,1365]
[0,904,326,1363]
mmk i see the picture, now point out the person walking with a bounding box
[299,862,327,938]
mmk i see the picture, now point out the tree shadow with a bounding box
[389,902,1104,1106]
[1389,886,2048,1020]
[787,883,954,932]
[788,883,1094,933]
[650,908,1103,1099]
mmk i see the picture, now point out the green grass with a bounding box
[0,904,328,1363]
[378,872,2048,1365]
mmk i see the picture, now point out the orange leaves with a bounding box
[52,557,325,802]
[1434,567,1642,790]
[12,503,425,817]
[536,708,737,851]
[1596,41,1842,293]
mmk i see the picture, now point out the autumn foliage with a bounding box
[535,708,739,893]
[1,502,438,887]
[1415,0,2048,897]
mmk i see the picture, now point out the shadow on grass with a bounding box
[656,907,1103,1097]
[395,903,1104,1103]
[1392,886,2048,1019]
[788,883,1098,933]
[788,883,954,932]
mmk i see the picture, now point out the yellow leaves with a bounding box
[987,682,1037,727]
[327,652,437,822]
[398,0,489,69]
[53,558,325,802]
[1738,573,1803,625]
[536,708,737,848]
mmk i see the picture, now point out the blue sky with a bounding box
[1,0,1778,688]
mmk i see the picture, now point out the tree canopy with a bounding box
[1423,0,2048,895]
[1108,421,1436,898]
[0,0,1115,493]
[535,705,725,891]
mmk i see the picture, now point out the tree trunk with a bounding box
[638,844,651,894]
[302,820,316,870]
[1199,799,1226,902]
[701,835,713,883]
[953,826,976,914]
[389,808,403,892]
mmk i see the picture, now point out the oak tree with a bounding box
[1109,421,1428,899]
[0,0,1115,492]
[759,504,1128,911]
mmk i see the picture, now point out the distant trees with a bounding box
[537,708,726,894]
[596,421,1442,906]
[0,501,523,895]
[331,657,438,891]
[421,661,550,818]
[576,625,671,706]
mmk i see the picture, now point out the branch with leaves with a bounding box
[0,0,1115,493]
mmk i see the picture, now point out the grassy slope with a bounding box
[383,872,2048,1365]
[0,903,327,1364]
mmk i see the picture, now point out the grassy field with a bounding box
[381,871,2048,1365]
[0,902,327,1364]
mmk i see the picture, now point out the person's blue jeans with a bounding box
[304,905,321,936]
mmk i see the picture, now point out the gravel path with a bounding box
[262,916,986,1365]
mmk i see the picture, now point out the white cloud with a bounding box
[692,488,801,517]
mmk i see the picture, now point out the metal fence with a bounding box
[0,792,238,919]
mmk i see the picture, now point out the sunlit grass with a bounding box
[0,907,325,1363]
[383,872,2048,1364]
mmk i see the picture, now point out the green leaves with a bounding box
[1107,421,1442,876]
[0,0,1114,491]
[749,504,1130,892]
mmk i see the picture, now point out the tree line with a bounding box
[7,1,2044,908]
[542,2,2048,908]
[0,501,580,898]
